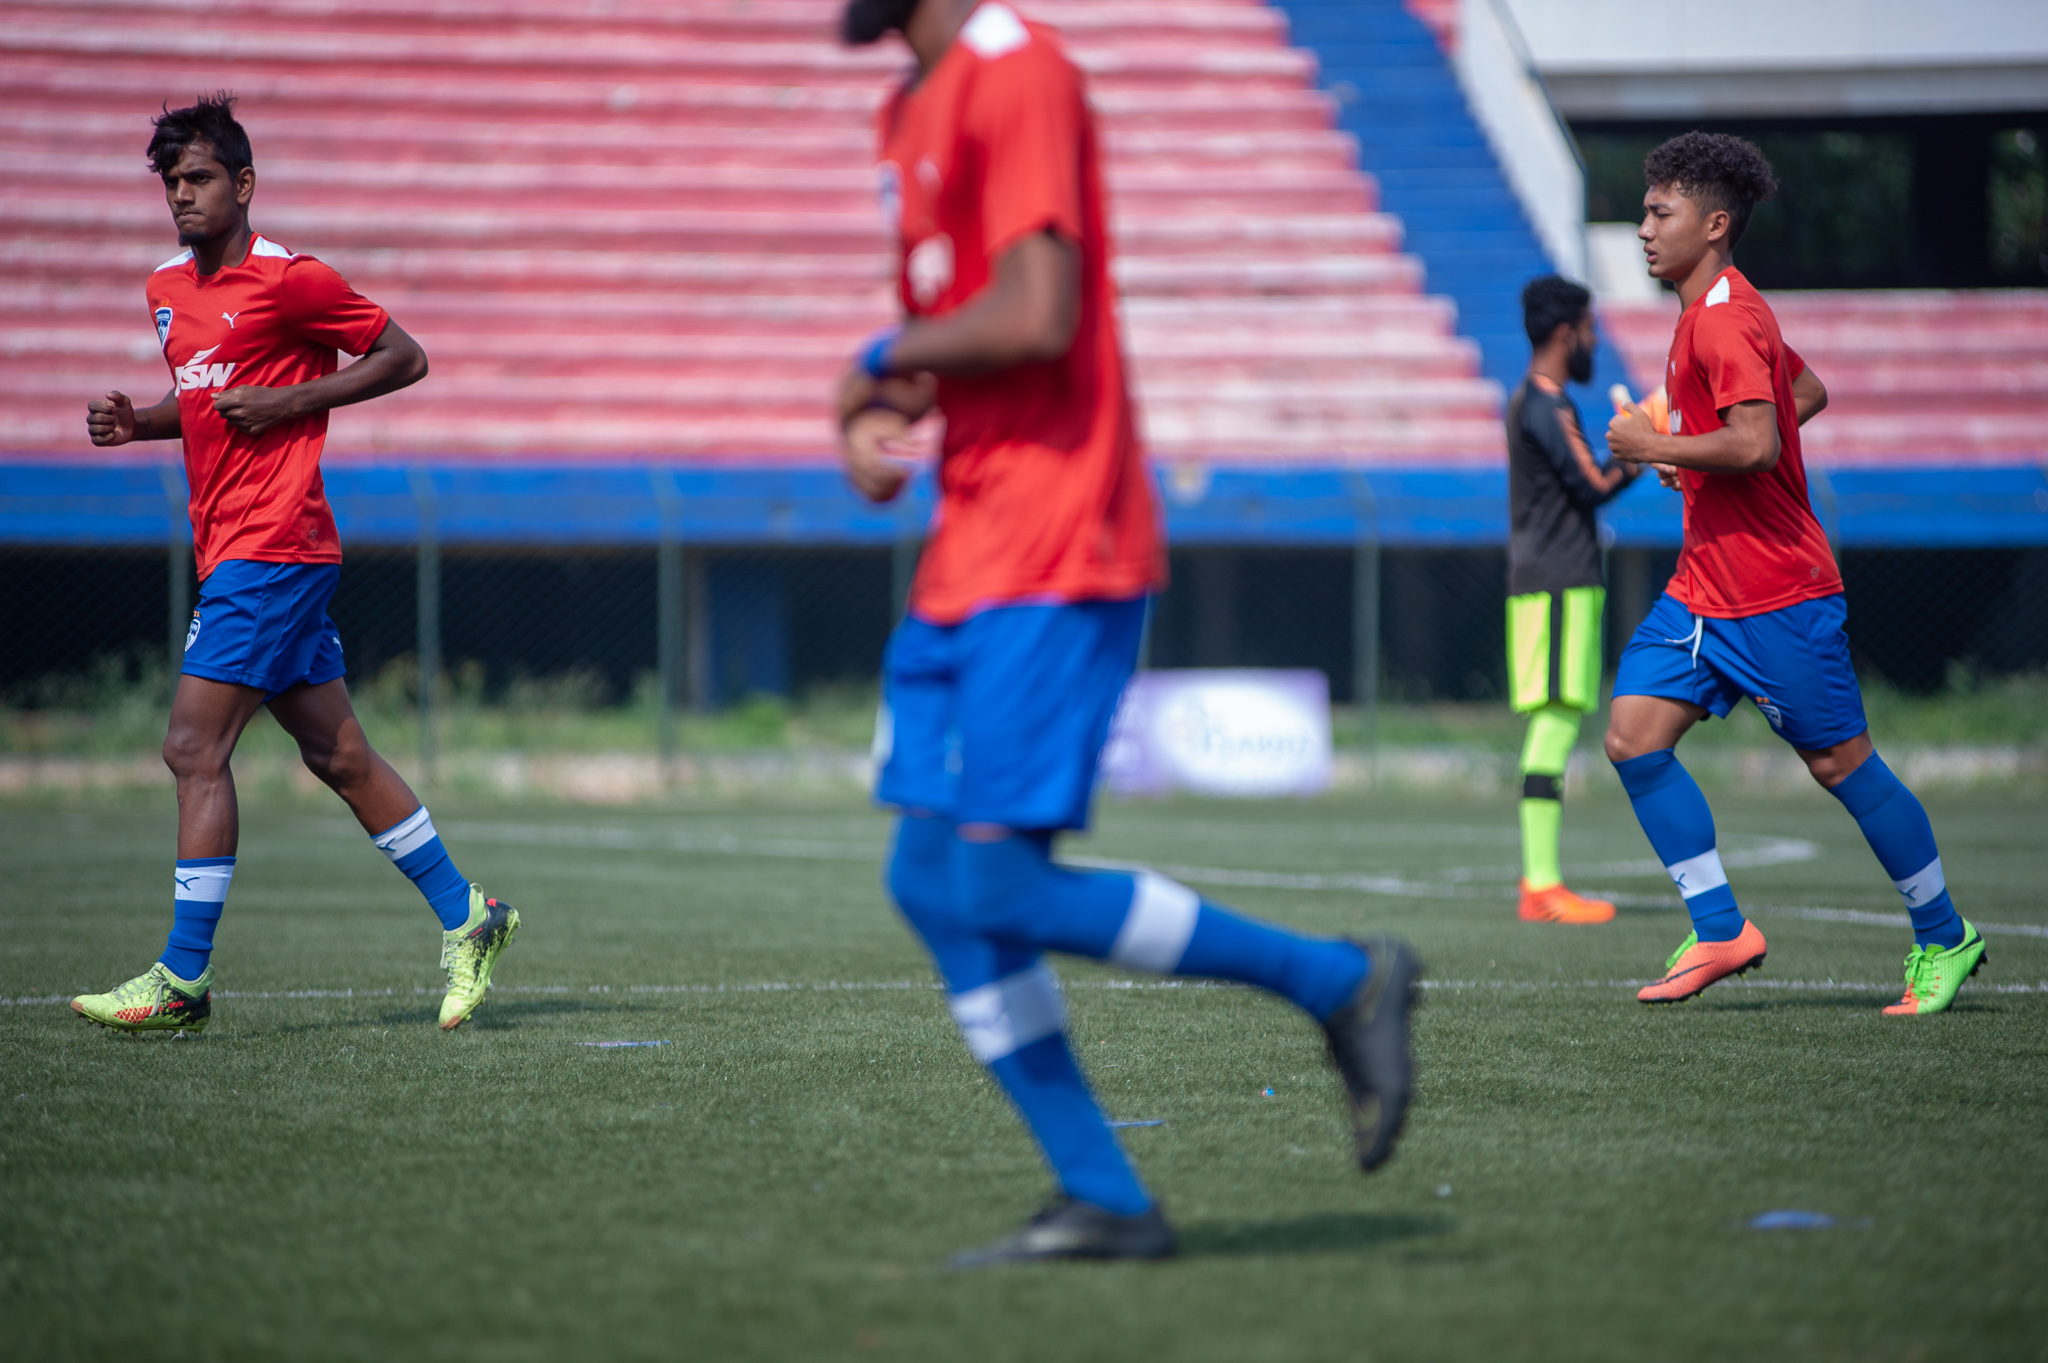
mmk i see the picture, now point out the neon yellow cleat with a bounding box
[72,962,212,1034]
[439,886,519,1031]
[1882,921,1986,1016]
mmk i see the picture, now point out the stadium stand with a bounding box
[1604,291,2048,465]
[0,0,1503,463]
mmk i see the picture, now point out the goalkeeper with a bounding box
[1504,276,1641,923]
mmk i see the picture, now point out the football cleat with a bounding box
[948,1198,1177,1269]
[1322,934,1423,1172]
[1882,921,1987,1016]
[71,962,212,1034]
[1636,921,1767,1004]
[1517,879,1617,924]
[438,886,519,1031]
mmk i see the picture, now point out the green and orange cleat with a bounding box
[1882,921,1986,1016]
[1636,921,1767,1004]
[438,886,519,1031]
[71,962,212,1034]
[1517,879,1616,924]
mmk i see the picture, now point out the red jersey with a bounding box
[1663,267,1841,617]
[146,235,390,579]
[877,2,1165,623]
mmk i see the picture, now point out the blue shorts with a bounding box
[1613,591,1868,751]
[875,598,1147,831]
[182,560,347,699]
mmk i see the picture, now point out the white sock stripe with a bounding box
[1893,856,1945,909]
[947,963,1065,1064]
[371,806,437,860]
[1665,848,1729,900]
[171,863,234,903]
[1109,871,1201,973]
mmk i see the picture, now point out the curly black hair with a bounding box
[147,92,253,179]
[1643,131,1777,246]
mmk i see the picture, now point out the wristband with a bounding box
[857,326,902,380]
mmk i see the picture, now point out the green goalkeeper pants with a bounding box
[1507,587,1604,889]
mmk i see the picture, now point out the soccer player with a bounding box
[1605,132,1983,1014]
[72,95,519,1034]
[1505,276,1640,924]
[836,0,1421,1265]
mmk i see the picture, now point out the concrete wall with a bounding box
[1504,0,2048,117]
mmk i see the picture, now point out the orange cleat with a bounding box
[1517,880,1617,924]
[1636,921,1768,1004]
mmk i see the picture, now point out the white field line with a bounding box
[399,820,2048,938]
[12,976,2048,1010]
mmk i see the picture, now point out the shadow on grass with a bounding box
[1177,1211,1450,1258]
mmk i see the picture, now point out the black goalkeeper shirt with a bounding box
[1506,377,1630,596]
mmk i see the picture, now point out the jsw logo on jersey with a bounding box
[176,345,236,392]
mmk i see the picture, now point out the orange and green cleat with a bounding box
[71,962,212,1034]
[1636,921,1767,1004]
[1882,921,1986,1016]
[1517,880,1616,924]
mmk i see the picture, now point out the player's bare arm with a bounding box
[1792,364,1827,426]
[212,319,428,438]
[87,387,179,445]
[838,231,1080,502]
[892,231,1080,375]
[1609,397,1779,473]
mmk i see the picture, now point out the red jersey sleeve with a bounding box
[279,256,391,356]
[1784,343,1806,379]
[967,43,1086,260]
[1691,300,1778,415]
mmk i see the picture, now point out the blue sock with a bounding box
[370,807,472,931]
[1829,754,1963,949]
[887,816,1150,1215]
[1614,750,1746,942]
[161,857,233,980]
[987,1032,1151,1215]
[952,833,1368,1021]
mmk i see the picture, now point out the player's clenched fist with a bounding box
[213,384,298,438]
[86,390,136,446]
[836,364,935,503]
[1605,401,1660,462]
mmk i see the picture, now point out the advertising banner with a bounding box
[1101,669,1333,799]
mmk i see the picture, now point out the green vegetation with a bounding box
[9,661,2047,764]
[5,790,2045,1359]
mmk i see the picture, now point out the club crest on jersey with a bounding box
[155,307,173,349]
[876,162,902,233]
[908,233,954,307]
[176,345,235,392]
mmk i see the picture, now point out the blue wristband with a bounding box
[858,326,901,380]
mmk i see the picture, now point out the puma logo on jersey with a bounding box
[177,345,235,391]
[221,311,240,328]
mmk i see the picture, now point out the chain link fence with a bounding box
[7,510,2047,770]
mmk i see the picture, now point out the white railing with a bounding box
[1453,0,1587,280]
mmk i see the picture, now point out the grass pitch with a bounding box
[4,785,2046,1360]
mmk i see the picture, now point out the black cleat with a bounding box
[1323,933,1422,1172]
[948,1198,1177,1270]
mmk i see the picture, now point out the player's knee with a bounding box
[952,835,1054,940]
[1603,723,1643,765]
[161,725,229,780]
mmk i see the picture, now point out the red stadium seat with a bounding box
[1,0,1504,462]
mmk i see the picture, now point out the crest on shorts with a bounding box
[184,611,201,652]
[154,307,173,350]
